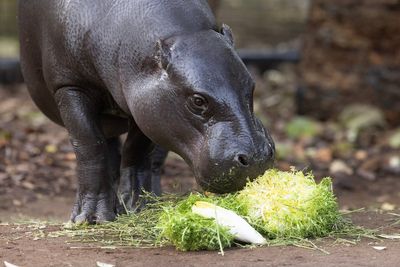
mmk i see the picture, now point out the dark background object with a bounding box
[238,49,300,73]
[0,58,23,84]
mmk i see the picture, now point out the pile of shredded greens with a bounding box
[61,169,347,252]
[237,169,342,238]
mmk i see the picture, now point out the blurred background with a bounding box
[0,0,399,220]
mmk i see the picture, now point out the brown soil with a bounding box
[1,87,400,267]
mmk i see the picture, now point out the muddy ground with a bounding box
[1,84,400,266]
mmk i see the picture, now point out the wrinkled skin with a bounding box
[18,0,274,223]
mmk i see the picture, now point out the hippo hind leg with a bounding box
[117,121,168,212]
[55,87,118,223]
[150,145,168,196]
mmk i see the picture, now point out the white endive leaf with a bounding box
[96,261,115,267]
[192,201,266,245]
[4,261,20,267]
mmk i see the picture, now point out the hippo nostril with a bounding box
[235,154,249,167]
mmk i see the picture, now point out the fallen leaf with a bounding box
[372,246,386,251]
[314,147,333,163]
[332,141,353,158]
[378,234,400,239]
[12,200,22,207]
[359,157,380,173]
[64,152,76,161]
[21,181,35,190]
[381,202,396,211]
[329,160,353,175]
[388,128,400,149]
[285,116,322,139]
[45,144,57,153]
[388,156,400,172]
[339,104,386,142]
[354,150,367,161]
[96,262,115,267]
[4,261,20,267]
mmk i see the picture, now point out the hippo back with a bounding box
[19,0,217,118]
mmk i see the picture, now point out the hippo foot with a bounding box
[116,166,152,214]
[117,192,147,214]
[70,191,117,224]
[117,192,134,214]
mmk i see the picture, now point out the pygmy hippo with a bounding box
[18,0,275,223]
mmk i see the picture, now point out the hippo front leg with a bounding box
[118,120,154,212]
[55,87,117,223]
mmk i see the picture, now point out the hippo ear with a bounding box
[220,23,234,47]
[155,39,173,70]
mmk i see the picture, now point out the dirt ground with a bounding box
[1,86,400,267]
[1,212,400,267]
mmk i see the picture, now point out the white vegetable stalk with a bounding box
[192,201,267,245]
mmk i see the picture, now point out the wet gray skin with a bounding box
[18,0,274,223]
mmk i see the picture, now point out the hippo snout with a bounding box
[233,140,275,168]
[195,137,275,194]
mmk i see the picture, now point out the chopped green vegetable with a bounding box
[157,194,235,251]
[237,169,342,238]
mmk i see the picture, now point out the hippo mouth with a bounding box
[197,175,250,193]
[195,159,274,193]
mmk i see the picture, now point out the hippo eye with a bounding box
[193,95,206,107]
[188,94,208,115]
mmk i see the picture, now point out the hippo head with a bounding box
[130,25,275,193]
